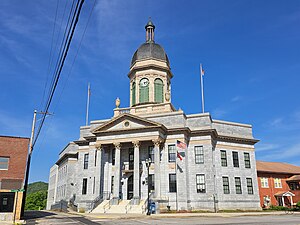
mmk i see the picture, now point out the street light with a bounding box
[145,158,152,215]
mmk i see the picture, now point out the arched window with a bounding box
[139,78,149,103]
[154,78,163,103]
[131,82,136,105]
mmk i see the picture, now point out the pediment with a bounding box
[92,113,164,134]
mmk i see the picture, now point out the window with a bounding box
[196,174,206,193]
[169,174,177,192]
[232,151,239,167]
[82,178,87,195]
[148,146,154,162]
[93,177,95,194]
[289,182,300,190]
[235,177,242,194]
[149,174,155,191]
[274,178,282,188]
[0,157,9,170]
[244,152,251,168]
[83,153,89,169]
[132,82,136,105]
[168,145,176,162]
[154,78,163,103]
[261,177,269,188]
[195,146,204,164]
[139,78,149,103]
[223,177,230,194]
[94,150,97,167]
[112,148,115,165]
[247,178,254,194]
[221,150,227,167]
[111,176,114,194]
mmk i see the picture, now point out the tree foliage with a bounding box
[27,182,48,195]
[25,190,48,210]
[25,182,48,210]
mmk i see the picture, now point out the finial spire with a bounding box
[145,18,155,43]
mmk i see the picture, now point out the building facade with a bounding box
[256,161,300,208]
[0,135,29,221]
[47,20,261,213]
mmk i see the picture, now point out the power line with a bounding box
[33,0,85,148]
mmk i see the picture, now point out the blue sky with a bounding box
[0,0,300,183]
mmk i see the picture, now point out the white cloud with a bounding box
[231,96,242,102]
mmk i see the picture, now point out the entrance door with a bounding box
[129,148,134,170]
[0,192,15,212]
[127,175,133,200]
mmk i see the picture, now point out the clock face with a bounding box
[140,78,149,87]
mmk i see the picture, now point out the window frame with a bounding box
[132,82,136,105]
[274,178,282,188]
[223,176,230,194]
[194,146,204,164]
[154,78,164,103]
[82,178,88,195]
[83,153,89,169]
[232,151,239,168]
[261,177,269,188]
[169,174,177,193]
[244,152,251,168]
[221,150,227,167]
[247,178,254,194]
[196,174,206,193]
[168,145,176,162]
[112,148,115,166]
[235,177,242,194]
[0,157,9,170]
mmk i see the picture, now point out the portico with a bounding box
[92,114,166,205]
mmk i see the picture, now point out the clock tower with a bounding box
[128,19,173,108]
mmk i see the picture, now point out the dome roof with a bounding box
[131,42,169,67]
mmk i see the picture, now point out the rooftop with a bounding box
[256,161,300,175]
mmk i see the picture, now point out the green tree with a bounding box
[25,190,47,210]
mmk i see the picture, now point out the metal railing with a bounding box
[103,197,115,213]
[125,199,134,214]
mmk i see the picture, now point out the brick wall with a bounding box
[0,136,29,188]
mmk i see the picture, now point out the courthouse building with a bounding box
[47,20,261,213]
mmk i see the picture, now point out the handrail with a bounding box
[125,199,134,214]
[103,198,113,213]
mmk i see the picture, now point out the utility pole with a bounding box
[21,110,52,218]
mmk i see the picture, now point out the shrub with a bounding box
[269,205,288,211]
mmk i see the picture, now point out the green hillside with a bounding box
[27,181,48,194]
[25,181,48,210]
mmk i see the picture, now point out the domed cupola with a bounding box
[128,19,173,108]
[130,19,170,67]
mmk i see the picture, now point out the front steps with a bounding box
[91,199,146,214]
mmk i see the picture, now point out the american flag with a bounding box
[177,140,187,150]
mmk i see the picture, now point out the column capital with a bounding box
[113,142,122,149]
[95,143,102,150]
[132,140,140,148]
[152,138,163,147]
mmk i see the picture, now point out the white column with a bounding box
[133,141,140,204]
[290,195,293,206]
[153,139,162,198]
[282,196,285,206]
[113,142,121,201]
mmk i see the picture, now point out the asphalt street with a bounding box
[24,211,300,225]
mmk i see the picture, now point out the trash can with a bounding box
[150,202,156,214]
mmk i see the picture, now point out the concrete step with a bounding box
[106,200,130,214]
[91,200,109,213]
[126,200,146,214]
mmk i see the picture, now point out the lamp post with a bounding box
[145,158,152,215]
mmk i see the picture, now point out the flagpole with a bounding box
[200,64,205,113]
[85,82,91,126]
[175,149,178,211]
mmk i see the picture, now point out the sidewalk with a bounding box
[79,211,300,220]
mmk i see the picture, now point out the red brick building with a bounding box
[0,135,29,220]
[256,161,300,208]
